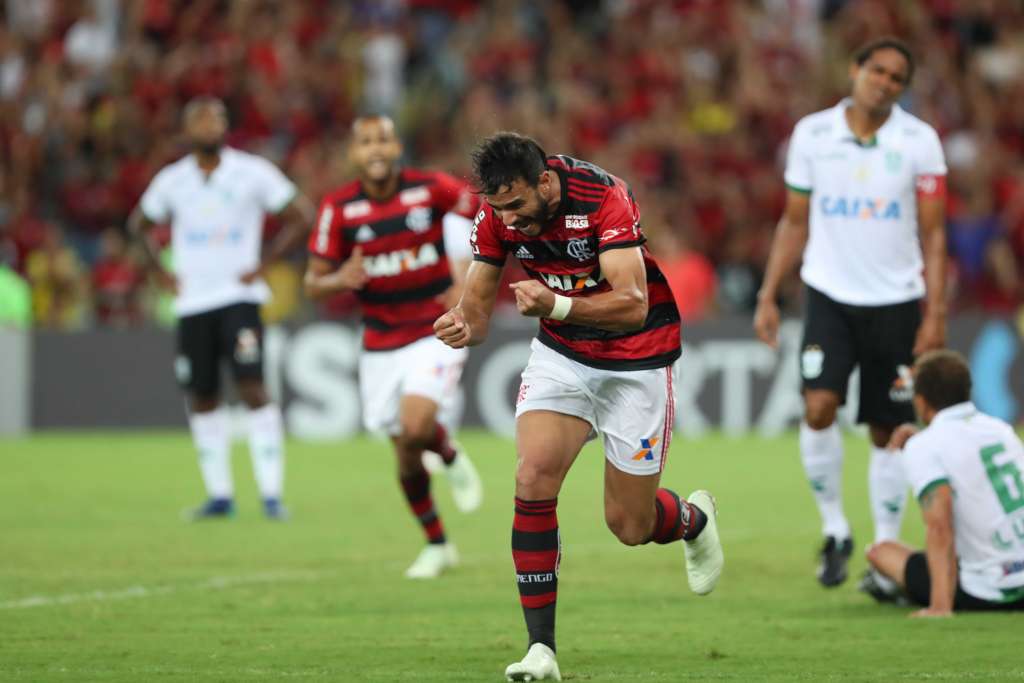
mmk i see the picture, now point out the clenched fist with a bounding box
[434,307,472,348]
[509,280,555,318]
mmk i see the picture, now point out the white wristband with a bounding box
[549,294,572,321]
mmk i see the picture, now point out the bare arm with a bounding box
[753,190,811,348]
[914,483,956,617]
[127,206,176,291]
[508,246,648,332]
[914,194,947,355]
[242,193,317,283]
[303,251,368,301]
[434,260,503,348]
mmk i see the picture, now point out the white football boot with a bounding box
[683,490,724,595]
[404,543,459,579]
[424,443,483,513]
[505,643,561,682]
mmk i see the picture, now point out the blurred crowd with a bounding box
[0,0,1022,330]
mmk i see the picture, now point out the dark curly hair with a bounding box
[471,132,548,195]
[854,37,915,85]
[914,350,972,412]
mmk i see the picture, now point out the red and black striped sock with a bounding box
[648,488,707,544]
[426,423,458,465]
[400,470,446,544]
[512,497,559,652]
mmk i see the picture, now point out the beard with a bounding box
[194,139,223,156]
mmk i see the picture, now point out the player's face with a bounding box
[485,174,554,237]
[186,104,227,155]
[850,48,909,113]
[350,118,402,183]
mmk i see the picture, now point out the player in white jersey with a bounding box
[129,97,315,520]
[863,350,1024,615]
[754,38,948,587]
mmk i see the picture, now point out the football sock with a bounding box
[513,497,559,652]
[426,422,458,465]
[868,445,906,542]
[246,404,285,501]
[648,488,707,543]
[400,470,446,544]
[799,421,850,540]
[189,407,233,500]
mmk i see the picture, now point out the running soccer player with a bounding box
[434,132,724,681]
[754,38,947,587]
[304,114,483,580]
[864,350,1024,615]
[130,96,315,520]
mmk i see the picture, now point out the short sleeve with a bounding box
[783,122,813,194]
[139,169,172,223]
[253,158,297,214]
[903,432,950,502]
[470,206,506,266]
[595,185,643,252]
[430,172,477,219]
[913,125,947,178]
[307,197,347,262]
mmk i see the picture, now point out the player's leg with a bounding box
[599,363,721,594]
[505,409,591,682]
[800,287,857,586]
[858,298,921,545]
[393,393,458,579]
[178,308,233,519]
[865,542,920,602]
[225,304,286,519]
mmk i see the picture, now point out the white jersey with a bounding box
[903,402,1024,602]
[784,98,946,306]
[140,147,297,316]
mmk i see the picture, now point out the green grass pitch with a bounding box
[2,430,1022,681]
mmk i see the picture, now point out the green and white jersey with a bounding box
[784,98,946,306]
[903,402,1024,602]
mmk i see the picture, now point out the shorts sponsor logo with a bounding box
[406,206,432,233]
[565,214,589,229]
[801,345,824,379]
[364,242,440,277]
[517,383,529,405]
[235,328,261,365]
[820,195,901,220]
[632,437,660,461]
[889,364,914,402]
[566,238,595,262]
[174,355,191,384]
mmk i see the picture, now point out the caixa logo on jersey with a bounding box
[820,196,901,220]
[364,243,439,277]
[541,269,604,291]
[184,227,243,246]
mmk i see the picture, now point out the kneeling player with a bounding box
[435,133,724,681]
[865,351,1024,616]
[305,115,482,579]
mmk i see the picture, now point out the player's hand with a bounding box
[753,297,780,349]
[913,313,945,356]
[434,307,472,348]
[910,607,953,619]
[887,423,919,450]
[509,280,555,318]
[239,265,265,284]
[334,246,369,290]
[155,268,179,294]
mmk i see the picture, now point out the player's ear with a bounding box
[848,61,859,83]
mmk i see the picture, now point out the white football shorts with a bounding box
[359,335,468,436]
[515,339,677,476]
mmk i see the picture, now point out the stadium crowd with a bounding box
[0,0,1022,329]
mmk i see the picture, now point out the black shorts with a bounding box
[904,552,1024,611]
[175,302,264,397]
[800,286,920,426]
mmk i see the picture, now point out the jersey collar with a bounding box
[931,401,978,425]
[832,97,903,148]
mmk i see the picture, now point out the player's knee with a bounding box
[237,382,267,409]
[804,400,838,430]
[399,414,435,448]
[865,542,889,569]
[190,394,220,413]
[514,457,562,497]
[605,508,651,546]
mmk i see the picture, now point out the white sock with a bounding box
[247,404,285,501]
[799,421,850,540]
[869,445,907,542]
[189,407,233,499]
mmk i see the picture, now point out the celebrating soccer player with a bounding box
[305,115,483,579]
[754,38,948,588]
[434,132,724,681]
[130,97,316,520]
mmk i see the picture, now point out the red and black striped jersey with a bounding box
[471,155,681,371]
[308,168,476,351]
